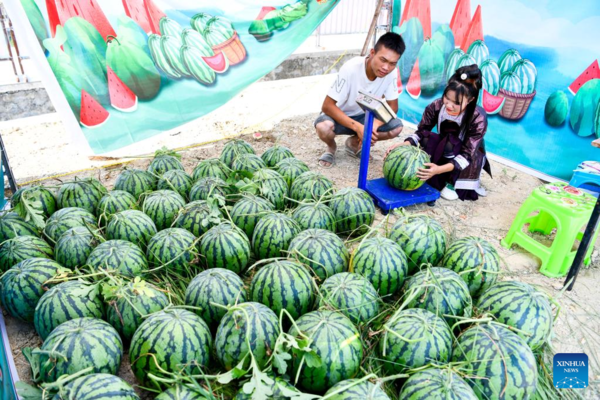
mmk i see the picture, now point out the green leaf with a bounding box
[217,358,248,384]
[272,350,291,375]
[14,192,46,231]
[22,347,41,383]
[302,351,322,368]
[154,146,181,160]
[16,381,45,400]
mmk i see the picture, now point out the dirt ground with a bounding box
[4,114,600,399]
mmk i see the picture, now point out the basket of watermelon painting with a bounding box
[497,89,536,120]
[497,59,538,120]
[203,16,247,65]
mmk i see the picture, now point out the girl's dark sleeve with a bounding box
[453,110,488,171]
[406,99,441,146]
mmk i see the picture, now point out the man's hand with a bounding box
[384,141,411,158]
[416,163,442,181]
[354,124,364,141]
[593,138,600,148]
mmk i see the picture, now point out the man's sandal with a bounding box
[318,152,336,168]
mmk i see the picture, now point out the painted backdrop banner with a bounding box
[9,0,339,154]
[393,0,600,181]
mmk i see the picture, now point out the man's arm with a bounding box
[386,98,398,114]
[593,139,600,148]
[322,96,364,139]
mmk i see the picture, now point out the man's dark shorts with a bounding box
[314,113,403,136]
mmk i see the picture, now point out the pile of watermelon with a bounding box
[1,140,558,399]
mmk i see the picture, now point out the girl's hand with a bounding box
[416,163,441,181]
[384,141,411,159]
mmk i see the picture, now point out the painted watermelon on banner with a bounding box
[399,0,431,38]
[80,89,110,128]
[467,40,489,67]
[123,0,166,35]
[457,53,477,69]
[0,236,53,272]
[480,89,505,115]
[399,368,478,400]
[500,71,522,93]
[569,59,600,95]
[511,58,538,94]
[498,48,522,74]
[460,5,483,52]
[545,90,569,126]
[394,18,424,83]
[480,59,501,95]
[445,48,465,81]
[569,79,600,137]
[46,0,116,42]
[55,373,139,400]
[449,0,471,50]
[431,24,455,73]
[107,65,138,112]
[417,40,444,97]
[288,229,349,282]
[406,58,421,99]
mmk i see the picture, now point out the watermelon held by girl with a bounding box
[107,65,138,112]
[80,89,110,129]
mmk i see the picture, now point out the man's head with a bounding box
[368,32,406,78]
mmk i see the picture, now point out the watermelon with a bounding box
[231,195,274,239]
[352,237,408,297]
[215,302,280,370]
[511,58,537,95]
[106,280,169,341]
[460,5,483,51]
[11,186,57,218]
[160,35,190,78]
[58,177,107,214]
[261,146,294,167]
[545,90,569,127]
[320,272,380,325]
[189,177,232,202]
[157,169,193,199]
[96,190,138,226]
[569,79,600,137]
[380,308,452,374]
[86,239,148,277]
[0,236,53,272]
[476,281,553,350]
[55,373,139,400]
[199,222,250,273]
[148,155,185,176]
[498,49,522,74]
[252,212,301,260]
[500,70,522,93]
[387,214,447,273]
[406,59,421,100]
[445,48,465,81]
[34,281,104,340]
[452,323,538,399]
[233,376,302,399]
[106,210,158,249]
[185,268,247,327]
[181,45,216,85]
[289,310,363,393]
[395,18,424,83]
[275,157,310,188]
[417,40,444,97]
[288,229,349,282]
[107,65,138,112]
[114,168,157,200]
[480,59,501,95]
[129,309,212,390]
[479,89,505,115]
[249,260,315,320]
[329,187,375,236]
[399,368,478,400]
[173,200,222,237]
[55,226,101,269]
[156,384,207,400]
[292,202,336,232]
[595,100,600,137]
[148,33,181,79]
[290,171,334,203]
[142,190,186,231]
[231,153,267,174]
[449,0,471,50]
[146,228,198,274]
[251,168,288,210]
[80,89,110,128]
[0,258,66,322]
[399,0,431,38]
[159,17,183,37]
[467,40,489,67]
[44,207,96,243]
[430,24,455,70]
[325,379,390,400]
[31,318,122,383]
[192,158,231,182]
[441,236,500,297]
[220,139,255,167]
[383,145,430,191]
[0,212,38,243]
[569,59,600,96]
[457,53,477,69]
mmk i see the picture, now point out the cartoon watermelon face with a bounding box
[80,90,110,128]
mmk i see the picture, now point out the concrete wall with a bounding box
[261,50,360,81]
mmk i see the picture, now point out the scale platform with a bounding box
[364,178,440,214]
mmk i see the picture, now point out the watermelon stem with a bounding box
[106,35,120,45]
[41,366,94,391]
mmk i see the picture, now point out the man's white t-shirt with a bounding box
[327,56,399,117]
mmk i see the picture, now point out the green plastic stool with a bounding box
[501,182,599,278]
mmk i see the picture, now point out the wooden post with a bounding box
[361,0,386,56]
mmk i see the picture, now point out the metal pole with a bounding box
[0,133,17,194]
[0,6,19,81]
[357,111,375,189]
[361,0,385,56]
[8,15,27,82]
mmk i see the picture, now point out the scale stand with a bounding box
[356,91,440,214]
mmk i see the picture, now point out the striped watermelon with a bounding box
[325,379,390,399]
[86,240,148,277]
[129,309,212,390]
[147,155,185,176]
[215,302,280,370]
[329,187,375,236]
[0,258,66,322]
[220,139,255,167]
[467,40,489,67]
[11,186,57,218]
[106,210,158,249]
[189,177,232,202]
[288,229,349,282]
[114,168,157,200]
[511,58,537,94]
[320,272,380,325]
[290,310,363,393]
[252,212,301,260]
[57,177,107,214]
[34,318,122,383]
[106,280,169,341]
[142,190,186,231]
[174,200,222,237]
[34,280,104,340]
[457,53,477,69]
[399,368,478,400]
[499,48,522,74]
[55,226,101,268]
[453,323,538,399]
[480,59,501,95]
[233,376,302,399]
[251,168,288,210]
[55,373,139,400]
[157,169,193,199]
[192,158,231,182]
[383,146,430,191]
[0,236,53,272]
[146,228,198,274]
[441,236,500,297]
[290,172,334,203]
[0,212,38,242]
[292,202,336,231]
[380,308,452,374]
[199,222,250,273]
[96,190,138,226]
[352,237,408,297]
[500,71,522,93]
[249,260,315,320]
[156,384,207,400]
[275,157,310,188]
[387,214,447,273]
[404,267,472,324]
[44,207,96,243]
[231,153,267,173]
[185,268,247,327]
[231,195,274,239]
[261,145,294,167]
[476,281,553,350]
[445,48,465,81]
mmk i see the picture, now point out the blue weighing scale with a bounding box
[355,90,440,213]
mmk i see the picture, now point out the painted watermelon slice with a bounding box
[569,60,600,96]
[481,88,505,115]
[396,67,403,94]
[407,59,421,99]
[450,0,471,50]
[400,0,431,38]
[80,89,110,128]
[256,6,277,20]
[107,66,137,112]
[202,52,229,74]
[47,0,116,39]
[145,0,166,34]
[461,5,483,51]
[123,0,165,34]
